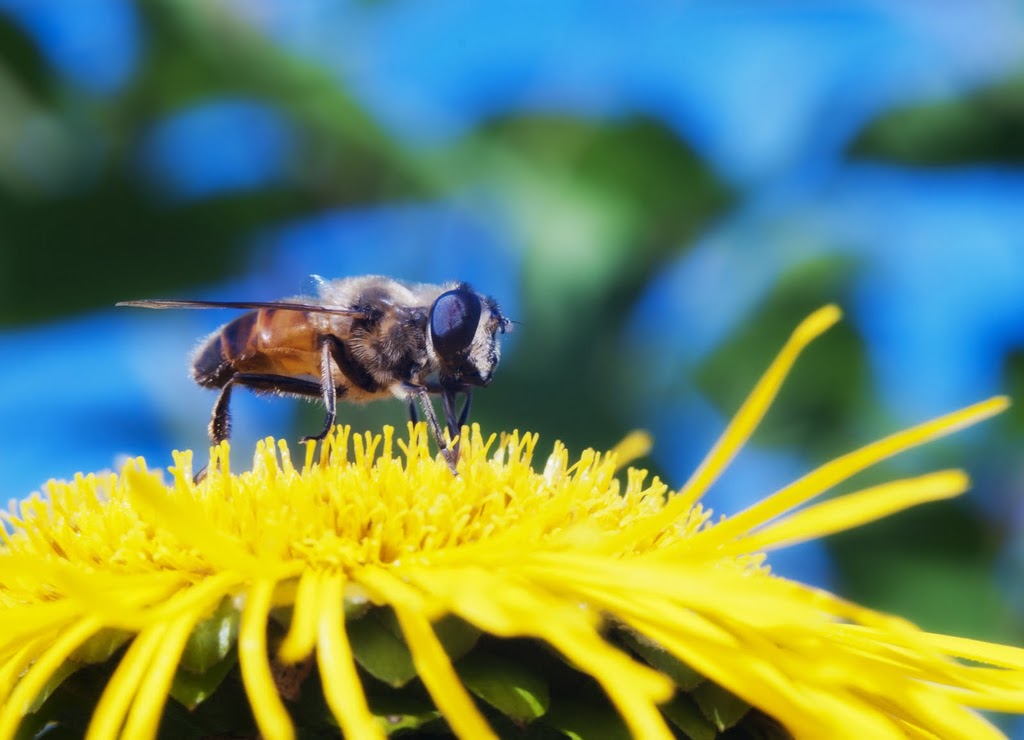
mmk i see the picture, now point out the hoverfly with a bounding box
[119,275,511,473]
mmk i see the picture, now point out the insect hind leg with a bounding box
[193,376,236,484]
[196,371,333,484]
[207,371,327,444]
[226,372,339,443]
[209,377,236,444]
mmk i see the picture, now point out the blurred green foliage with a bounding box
[851,73,1024,165]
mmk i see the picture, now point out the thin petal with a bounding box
[239,580,294,740]
[628,615,904,739]
[401,565,674,740]
[87,625,169,740]
[278,570,321,664]
[605,305,842,552]
[120,622,195,737]
[143,570,242,622]
[0,600,83,657]
[0,634,52,706]
[676,304,842,508]
[729,470,970,553]
[392,602,498,740]
[360,568,495,739]
[121,594,226,737]
[701,396,1009,545]
[608,430,653,471]
[317,572,383,740]
[0,616,102,737]
[920,631,1024,670]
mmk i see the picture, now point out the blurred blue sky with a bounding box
[232,0,1024,183]
[139,99,297,200]
[2,0,1023,599]
[0,0,139,94]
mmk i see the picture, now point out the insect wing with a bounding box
[116,299,368,318]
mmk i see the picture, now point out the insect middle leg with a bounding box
[408,383,470,434]
[441,390,472,439]
[300,338,338,443]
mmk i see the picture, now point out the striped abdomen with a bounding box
[191,308,320,388]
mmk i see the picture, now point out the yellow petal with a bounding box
[121,608,204,738]
[362,567,495,739]
[0,634,53,708]
[0,616,102,737]
[392,601,497,740]
[921,631,1024,670]
[317,572,384,740]
[677,304,842,508]
[728,470,970,553]
[700,396,1009,545]
[608,430,653,470]
[278,571,322,664]
[87,625,169,740]
[605,305,842,552]
[403,564,674,740]
[239,580,294,740]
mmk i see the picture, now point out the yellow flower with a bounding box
[3,305,1024,739]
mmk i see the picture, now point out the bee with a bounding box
[118,275,512,473]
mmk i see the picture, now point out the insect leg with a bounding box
[209,377,236,444]
[300,338,337,443]
[195,377,237,484]
[457,391,472,429]
[408,401,419,425]
[440,388,470,468]
[441,388,460,440]
[198,372,329,485]
[230,374,323,397]
[406,384,458,475]
[440,389,472,435]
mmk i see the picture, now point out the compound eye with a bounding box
[430,289,482,359]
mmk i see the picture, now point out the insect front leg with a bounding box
[405,383,458,475]
[300,337,338,443]
[441,389,472,434]
[440,388,472,464]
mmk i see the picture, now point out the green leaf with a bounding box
[375,711,445,736]
[348,610,417,687]
[660,693,718,740]
[19,661,111,738]
[179,597,239,674]
[68,628,132,664]
[159,665,259,739]
[617,630,705,690]
[357,671,444,736]
[456,649,550,722]
[432,614,482,662]
[692,681,751,731]
[169,645,239,710]
[348,608,480,688]
[26,660,81,714]
[542,698,631,740]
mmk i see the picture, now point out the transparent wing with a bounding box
[116,299,367,318]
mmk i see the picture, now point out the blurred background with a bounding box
[1,0,1023,720]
